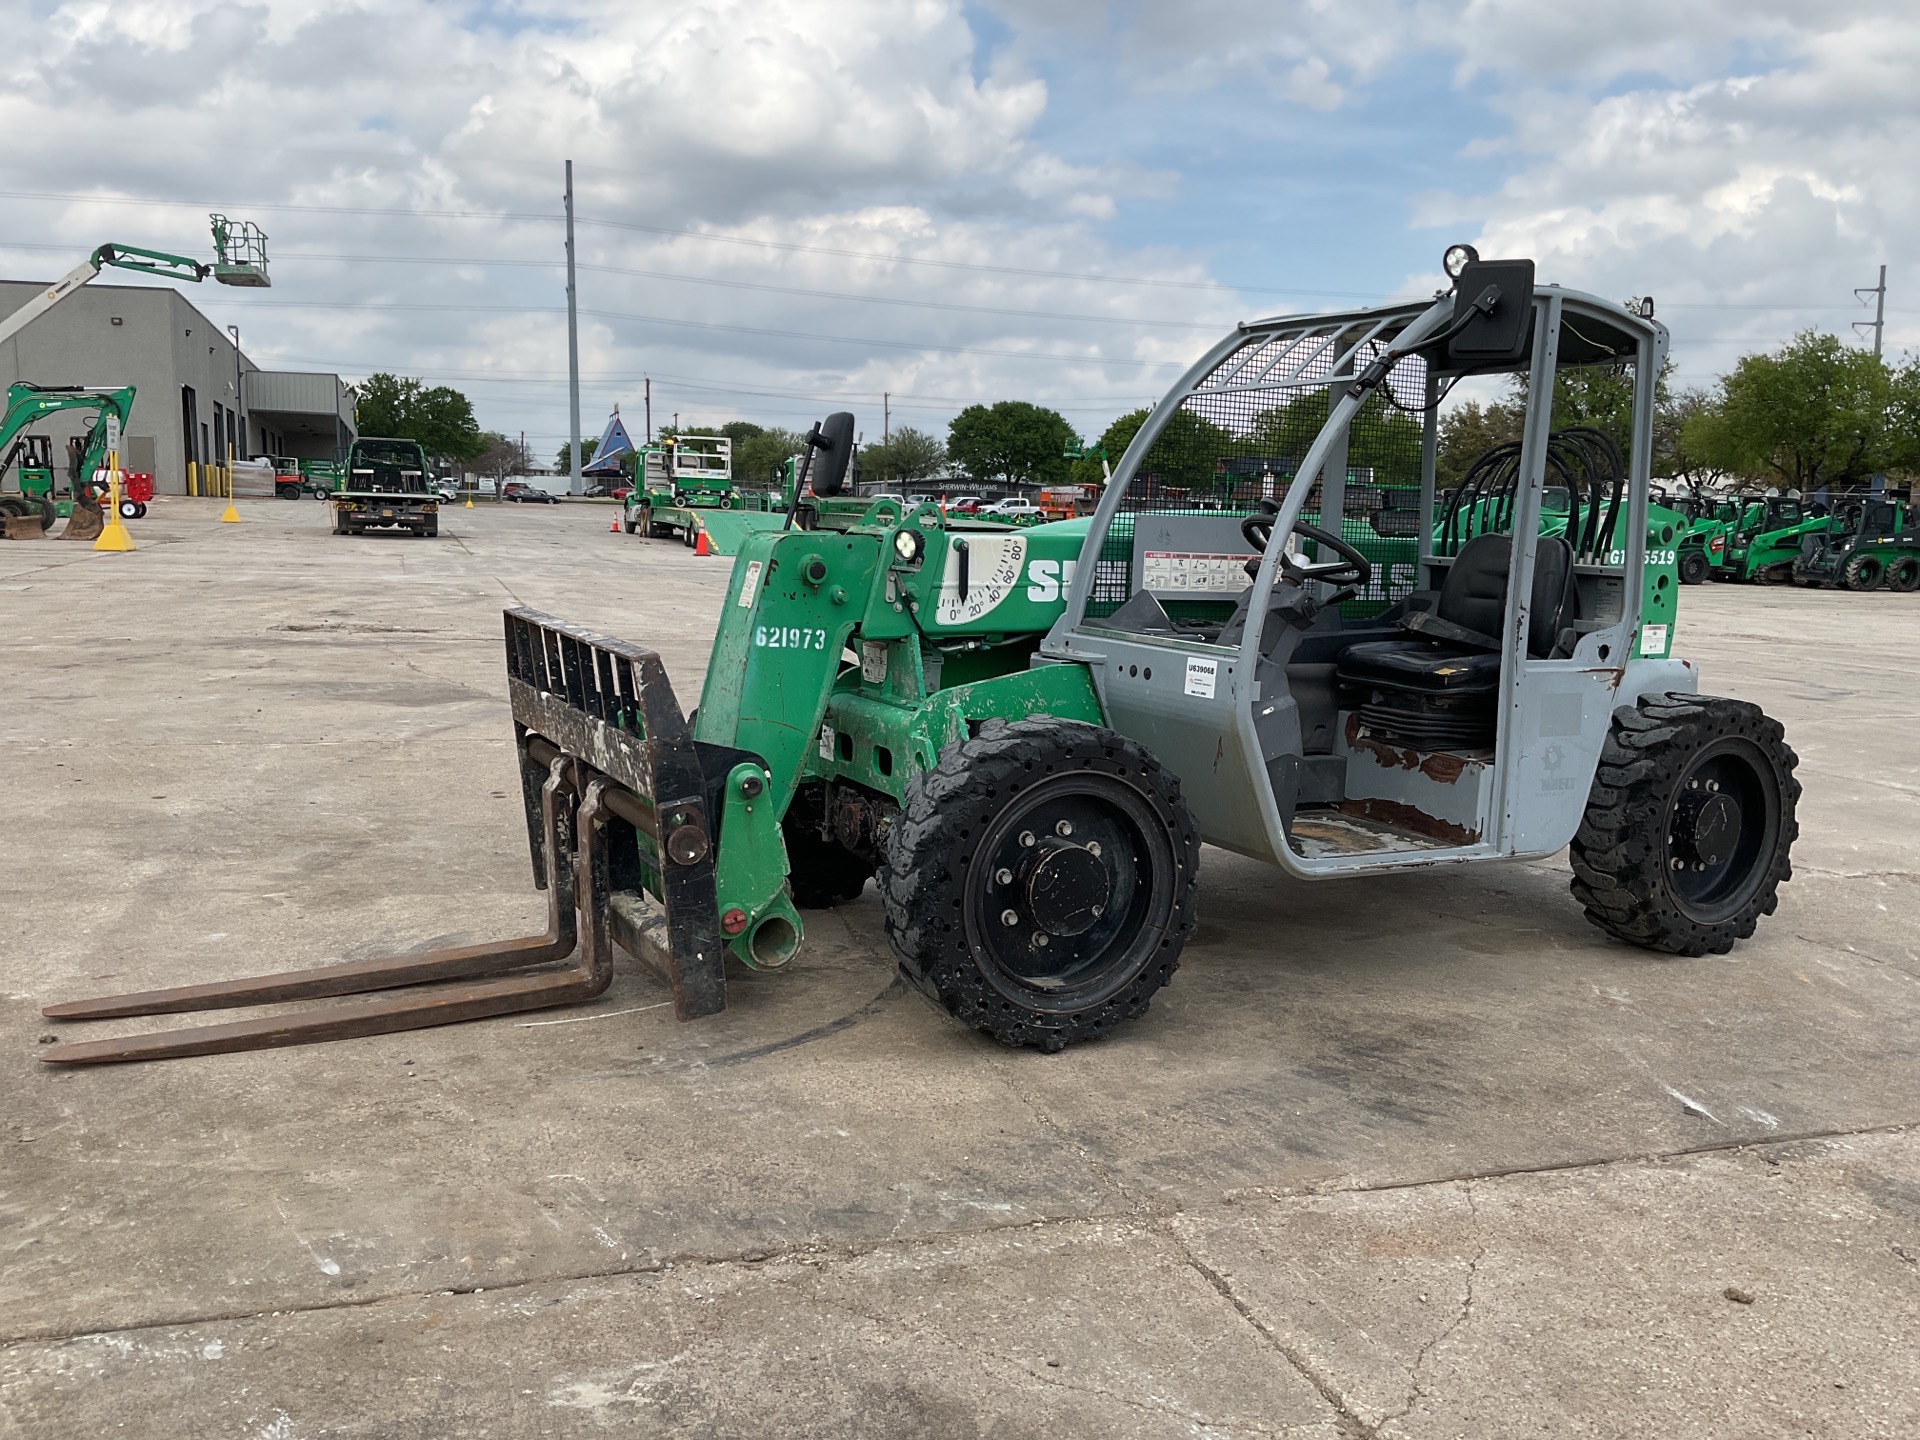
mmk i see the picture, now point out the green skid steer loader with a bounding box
[41,248,1801,1064]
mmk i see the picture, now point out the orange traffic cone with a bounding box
[609,511,620,533]
[694,525,712,556]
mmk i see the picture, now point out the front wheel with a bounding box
[1843,553,1885,591]
[1678,549,1710,585]
[1571,693,1799,956]
[1886,556,1920,593]
[118,498,140,520]
[882,718,1199,1052]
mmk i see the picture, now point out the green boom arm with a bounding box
[0,217,269,353]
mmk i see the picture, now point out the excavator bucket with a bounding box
[39,608,729,1064]
[61,501,103,542]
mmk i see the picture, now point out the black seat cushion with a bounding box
[1336,642,1501,695]
[1332,532,1577,703]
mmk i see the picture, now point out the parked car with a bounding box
[583,483,634,501]
[946,495,985,514]
[430,481,459,504]
[502,482,560,504]
[981,498,1044,519]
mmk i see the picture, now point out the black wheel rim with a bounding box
[960,772,1176,1013]
[1662,737,1780,924]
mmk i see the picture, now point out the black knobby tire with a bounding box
[1884,556,1920,593]
[1678,549,1710,585]
[1570,693,1799,957]
[623,515,638,535]
[425,517,439,537]
[882,718,1200,1052]
[1843,552,1885,592]
[783,784,875,908]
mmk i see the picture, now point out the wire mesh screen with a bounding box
[1089,316,1432,621]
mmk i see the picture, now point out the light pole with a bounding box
[227,324,244,463]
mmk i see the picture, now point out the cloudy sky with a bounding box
[2,0,1912,458]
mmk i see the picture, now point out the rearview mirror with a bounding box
[808,412,856,496]
[1446,257,1535,367]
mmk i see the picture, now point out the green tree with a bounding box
[947,402,1074,487]
[353,373,485,465]
[1070,409,1148,487]
[1437,398,1524,488]
[864,426,946,485]
[555,437,598,475]
[1683,331,1893,489]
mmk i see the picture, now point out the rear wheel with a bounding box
[1885,556,1920,593]
[882,718,1199,1052]
[118,498,140,520]
[1843,552,1885,591]
[1678,549,1710,585]
[425,516,439,537]
[1571,693,1799,957]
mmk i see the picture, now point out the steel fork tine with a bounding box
[42,758,578,1024]
[38,787,620,1067]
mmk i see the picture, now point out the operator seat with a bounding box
[1334,532,1575,750]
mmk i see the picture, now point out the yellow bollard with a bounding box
[187,460,198,497]
[220,463,240,523]
[94,451,136,552]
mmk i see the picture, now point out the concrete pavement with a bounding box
[2,497,1915,1437]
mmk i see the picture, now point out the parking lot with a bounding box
[3,497,1917,1438]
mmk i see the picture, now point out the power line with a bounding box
[194,294,1190,370]
[0,188,1339,297]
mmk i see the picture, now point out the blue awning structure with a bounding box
[582,408,637,477]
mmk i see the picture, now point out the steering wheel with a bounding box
[1240,503,1373,587]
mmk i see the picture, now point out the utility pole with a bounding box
[1855,265,1888,358]
[226,324,244,458]
[644,378,652,442]
[564,160,583,494]
[519,429,526,478]
[883,392,889,446]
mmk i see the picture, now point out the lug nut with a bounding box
[1090,904,1104,917]
[1671,858,1684,870]
[996,868,1014,885]
[1055,820,1073,837]
[1001,908,1019,927]
[1086,841,1102,858]
[1035,934,1049,947]
[1019,831,1035,847]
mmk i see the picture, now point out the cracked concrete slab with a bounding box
[3,499,1919,1435]
[1175,1129,1920,1438]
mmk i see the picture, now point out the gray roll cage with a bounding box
[1041,282,1673,877]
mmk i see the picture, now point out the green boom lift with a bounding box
[41,247,1801,1065]
[0,216,269,535]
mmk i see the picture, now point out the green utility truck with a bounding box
[43,250,1802,1066]
[1793,497,1920,591]
[330,437,440,537]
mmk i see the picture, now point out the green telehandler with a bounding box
[41,248,1801,1064]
